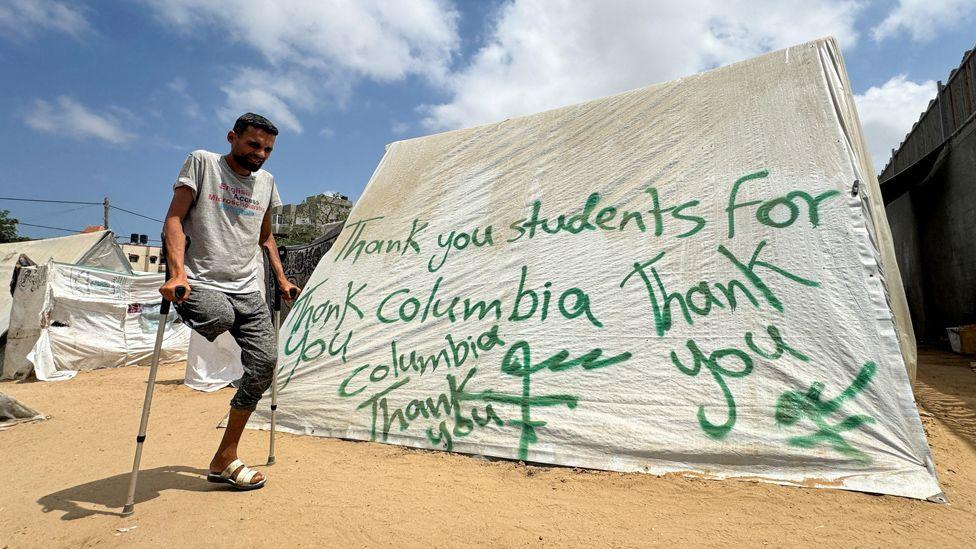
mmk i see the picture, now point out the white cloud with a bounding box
[168,76,202,119]
[391,121,410,135]
[853,75,937,170]
[872,0,976,42]
[0,0,92,40]
[216,68,320,133]
[168,77,188,94]
[319,127,336,139]
[422,0,862,130]
[144,0,460,132]
[24,96,136,145]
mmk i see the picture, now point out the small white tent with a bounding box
[0,231,131,366]
[1,261,189,381]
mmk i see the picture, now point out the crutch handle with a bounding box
[272,283,297,310]
[159,283,188,313]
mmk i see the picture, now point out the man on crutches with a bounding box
[145,113,299,495]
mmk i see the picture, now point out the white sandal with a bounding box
[206,459,267,490]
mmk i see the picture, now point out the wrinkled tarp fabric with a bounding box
[0,231,131,344]
[184,331,244,392]
[1,262,189,380]
[0,391,45,430]
[252,39,939,500]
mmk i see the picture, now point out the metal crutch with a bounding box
[121,239,187,516]
[268,245,296,466]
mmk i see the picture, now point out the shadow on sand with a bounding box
[151,379,186,386]
[915,346,976,452]
[38,465,217,520]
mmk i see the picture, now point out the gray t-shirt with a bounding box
[174,150,281,293]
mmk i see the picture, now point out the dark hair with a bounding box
[233,113,279,136]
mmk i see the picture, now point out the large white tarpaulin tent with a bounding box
[1,261,189,381]
[253,38,942,500]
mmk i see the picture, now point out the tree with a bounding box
[0,209,29,243]
[275,224,322,247]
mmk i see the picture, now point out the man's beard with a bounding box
[232,152,263,172]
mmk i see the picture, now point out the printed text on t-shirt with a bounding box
[207,181,266,217]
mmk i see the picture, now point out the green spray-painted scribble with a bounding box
[725,169,841,238]
[344,337,631,460]
[672,325,809,439]
[279,278,362,390]
[774,361,877,464]
[497,341,631,460]
[621,241,819,338]
[450,341,632,460]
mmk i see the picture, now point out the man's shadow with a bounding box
[38,466,218,520]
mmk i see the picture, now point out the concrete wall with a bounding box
[887,192,927,336]
[886,118,976,338]
[121,243,164,273]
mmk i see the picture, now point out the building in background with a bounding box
[881,43,976,341]
[272,192,353,236]
[121,234,163,273]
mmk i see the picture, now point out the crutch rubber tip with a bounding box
[267,456,276,465]
[121,504,135,516]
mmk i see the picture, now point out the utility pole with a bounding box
[103,197,110,230]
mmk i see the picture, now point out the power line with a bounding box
[19,204,98,223]
[110,205,163,223]
[16,222,81,233]
[0,196,100,205]
[18,219,163,243]
[0,195,164,224]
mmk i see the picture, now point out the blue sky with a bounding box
[1,0,973,241]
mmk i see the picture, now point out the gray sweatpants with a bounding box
[175,287,276,411]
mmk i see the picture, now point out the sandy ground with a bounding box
[1,347,974,548]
